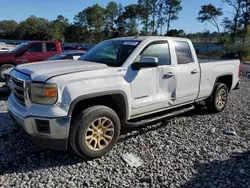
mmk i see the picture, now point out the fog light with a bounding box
[35,119,50,134]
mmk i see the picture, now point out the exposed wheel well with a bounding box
[70,94,128,123]
[0,62,16,67]
[216,75,233,91]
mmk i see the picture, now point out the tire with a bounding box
[247,73,250,80]
[69,105,121,159]
[0,64,14,81]
[206,83,228,113]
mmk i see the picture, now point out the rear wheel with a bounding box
[69,105,121,159]
[0,64,14,81]
[206,83,228,113]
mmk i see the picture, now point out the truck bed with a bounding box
[198,58,240,99]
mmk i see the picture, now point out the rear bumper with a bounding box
[233,81,240,90]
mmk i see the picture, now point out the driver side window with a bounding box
[27,43,43,53]
[141,42,171,66]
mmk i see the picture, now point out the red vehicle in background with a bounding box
[0,41,62,80]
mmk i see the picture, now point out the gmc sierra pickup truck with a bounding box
[8,36,240,159]
[0,41,62,81]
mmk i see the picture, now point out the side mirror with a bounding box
[132,57,158,70]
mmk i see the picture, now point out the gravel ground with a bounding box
[0,65,250,188]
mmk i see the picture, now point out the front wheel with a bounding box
[69,105,121,159]
[206,83,228,113]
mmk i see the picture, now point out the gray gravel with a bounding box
[0,65,250,188]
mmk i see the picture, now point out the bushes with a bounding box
[223,40,250,61]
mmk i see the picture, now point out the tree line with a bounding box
[0,0,183,43]
[0,0,249,46]
[196,0,250,44]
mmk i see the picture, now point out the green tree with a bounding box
[0,20,18,39]
[239,0,250,43]
[138,0,163,35]
[157,2,165,35]
[138,0,150,34]
[164,0,182,35]
[74,4,106,43]
[166,29,185,37]
[105,2,119,31]
[149,0,159,35]
[122,4,142,35]
[51,15,69,42]
[17,16,52,40]
[221,0,242,42]
[197,4,223,37]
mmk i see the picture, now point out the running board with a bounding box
[124,105,195,127]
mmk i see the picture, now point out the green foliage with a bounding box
[51,15,69,42]
[239,45,250,60]
[105,1,119,31]
[16,16,52,40]
[0,1,185,42]
[138,0,182,35]
[163,0,182,34]
[74,4,106,43]
[0,20,18,39]
[166,29,185,37]
[197,4,223,35]
[224,39,250,60]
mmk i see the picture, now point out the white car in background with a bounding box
[0,47,10,52]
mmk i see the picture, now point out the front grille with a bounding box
[10,76,25,105]
[11,76,24,88]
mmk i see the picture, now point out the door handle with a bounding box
[38,55,44,57]
[163,72,174,79]
[191,69,198,74]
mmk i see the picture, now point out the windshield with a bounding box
[12,43,28,52]
[79,40,140,66]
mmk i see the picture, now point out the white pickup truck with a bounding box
[8,36,240,158]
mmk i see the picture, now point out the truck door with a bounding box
[173,41,200,104]
[44,42,59,59]
[20,43,44,63]
[130,41,177,116]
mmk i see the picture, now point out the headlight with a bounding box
[31,83,58,105]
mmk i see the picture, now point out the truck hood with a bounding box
[14,60,108,82]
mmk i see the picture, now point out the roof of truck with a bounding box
[109,36,189,41]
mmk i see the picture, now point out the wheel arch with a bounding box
[210,73,233,96]
[68,90,129,122]
[0,62,16,67]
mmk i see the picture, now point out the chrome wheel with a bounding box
[84,117,114,151]
[216,88,227,109]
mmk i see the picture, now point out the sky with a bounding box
[0,0,233,33]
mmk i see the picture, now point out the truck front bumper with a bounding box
[8,96,71,150]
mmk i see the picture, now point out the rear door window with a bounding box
[27,43,43,52]
[46,43,57,52]
[174,41,193,64]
